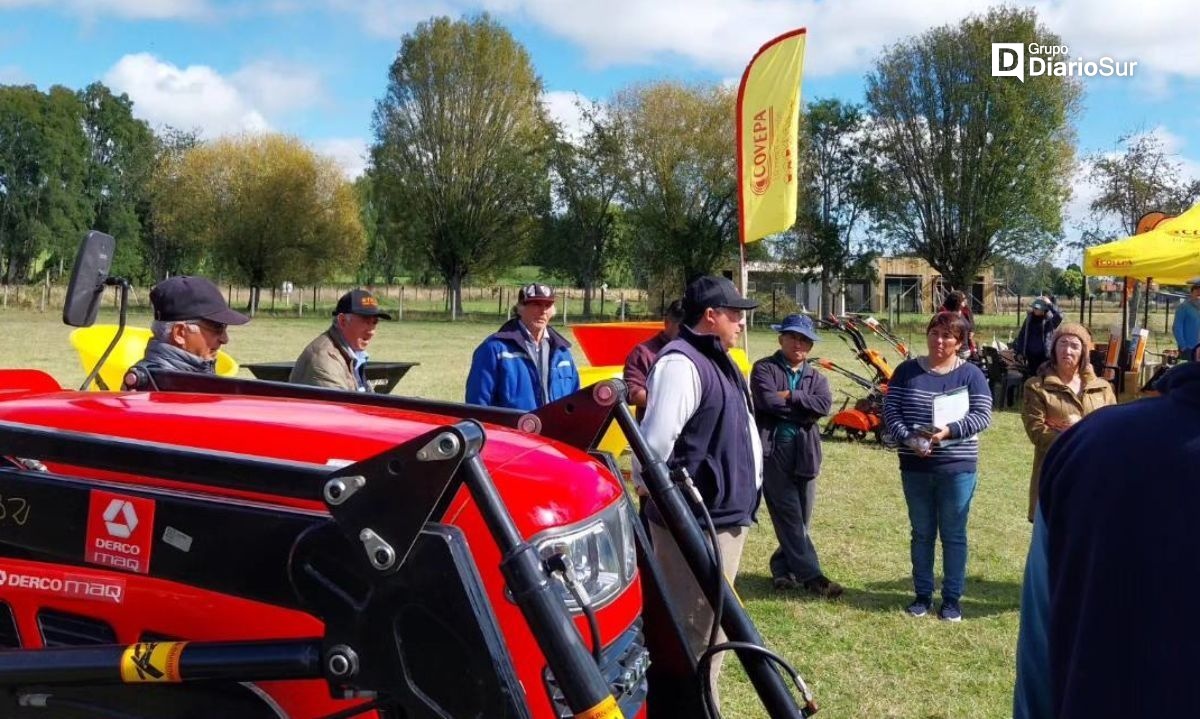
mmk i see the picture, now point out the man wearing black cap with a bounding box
[635,274,761,707]
[750,314,841,598]
[125,276,249,383]
[289,289,391,392]
[466,283,580,410]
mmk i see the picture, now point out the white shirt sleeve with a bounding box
[633,354,701,488]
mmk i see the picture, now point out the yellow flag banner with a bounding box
[737,28,807,245]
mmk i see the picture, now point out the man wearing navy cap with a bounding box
[751,314,840,598]
[290,289,392,392]
[636,274,761,707]
[465,283,580,410]
[125,276,249,383]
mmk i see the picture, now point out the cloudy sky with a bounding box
[3,0,1198,244]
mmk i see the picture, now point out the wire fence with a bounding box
[0,281,661,323]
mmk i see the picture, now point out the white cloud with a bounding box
[541,90,594,143]
[0,0,211,20]
[103,53,271,136]
[102,53,328,138]
[314,137,368,179]
[329,0,1200,82]
[231,60,325,115]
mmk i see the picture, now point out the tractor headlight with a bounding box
[534,499,638,612]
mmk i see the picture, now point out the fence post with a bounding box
[620,292,625,321]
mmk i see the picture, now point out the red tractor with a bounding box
[0,232,816,718]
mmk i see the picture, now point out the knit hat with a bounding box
[1049,322,1093,370]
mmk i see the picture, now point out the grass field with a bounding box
[0,306,1138,717]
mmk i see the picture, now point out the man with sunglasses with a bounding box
[635,274,760,708]
[126,276,249,384]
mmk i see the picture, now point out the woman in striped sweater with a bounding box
[883,312,993,622]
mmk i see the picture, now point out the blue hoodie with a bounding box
[465,318,580,410]
[1014,361,1200,719]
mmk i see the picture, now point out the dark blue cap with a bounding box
[770,314,820,342]
[150,276,249,325]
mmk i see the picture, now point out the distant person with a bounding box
[623,299,684,418]
[290,289,391,392]
[1171,278,1200,357]
[882,311,992,622]
[940,290,976,358]
[1020,324,1115,522]
[125,276,249,386]
[1013,296,1062,373]
[465,283,580,410]
[750,314,840,598]
[1013,359,1200,719]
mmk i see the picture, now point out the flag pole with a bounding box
[734,27,807,354]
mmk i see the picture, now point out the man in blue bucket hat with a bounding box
[750,313,841,598]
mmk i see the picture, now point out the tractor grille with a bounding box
[0,602,19,648]
[37,608,116,647]
[544,618,649,718]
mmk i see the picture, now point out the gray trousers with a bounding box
[649,521,748,710]
[763,438,823,582]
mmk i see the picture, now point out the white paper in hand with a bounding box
[932,386,969,446]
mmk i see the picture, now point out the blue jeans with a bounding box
[900,470,978,602]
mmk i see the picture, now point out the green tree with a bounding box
[536,100,629,316]
[78,82,157,278]
[1055,266,1083,299]
[613,81,738,289]
[783,98,875,313]
[140,127,203,282]
[864,7,1081,290]
[370,15,549,317]
[1084,130,1200,242]
[0,84,91,283]
[155,133,365,313]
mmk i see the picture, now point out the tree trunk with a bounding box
[449,273,464,320]
[582,284,593,318]
[820,268,834,317]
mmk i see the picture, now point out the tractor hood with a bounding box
[0,383,625,538]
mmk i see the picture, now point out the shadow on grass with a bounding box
[737,574,1021,618]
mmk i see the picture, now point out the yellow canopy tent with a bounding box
[1083,203,1200,284]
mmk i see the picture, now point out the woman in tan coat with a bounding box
[1022,323,1117,521]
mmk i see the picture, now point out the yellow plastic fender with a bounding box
[70,325,239,391]
[578,349,751,457]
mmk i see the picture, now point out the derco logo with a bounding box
[103,499,138,539]
[86,491,155,575]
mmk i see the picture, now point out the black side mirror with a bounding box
[62,231,116,328]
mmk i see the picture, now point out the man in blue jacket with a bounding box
[1013,359,1200,719]
[465,283,580,410]
[1172,278,1200,357]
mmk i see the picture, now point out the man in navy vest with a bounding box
[638,275,761,708]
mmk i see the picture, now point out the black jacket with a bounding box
[750,352,832,477]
